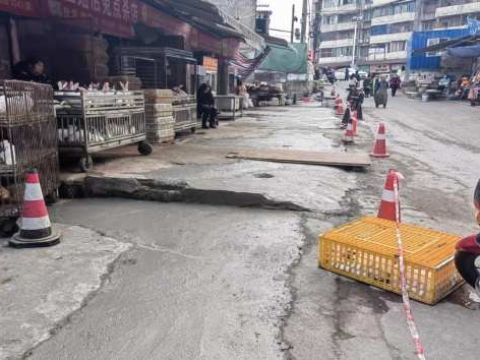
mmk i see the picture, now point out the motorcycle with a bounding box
[455,180,480,292]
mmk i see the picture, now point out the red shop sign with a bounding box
[44,0,139,38]
[0,0,39,17]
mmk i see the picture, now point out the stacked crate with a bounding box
[53,34,110,83]
[144,90,175,144]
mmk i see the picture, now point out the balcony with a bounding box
[371,12,415,26]
[436,2,480,18]
[320,22,356,33]
[370,0,401,7]
[318,55,353,65]
[369,32,412,44]
[319,38,354,49]
[321,3,357,13]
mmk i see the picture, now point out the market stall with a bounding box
[114,47,198,134]
[0,80,59,235]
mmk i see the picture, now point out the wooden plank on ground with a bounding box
[226,148,371,168]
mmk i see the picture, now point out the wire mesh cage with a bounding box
[172,95,198,132]
[0,80,59,227]
[55,90,151,171]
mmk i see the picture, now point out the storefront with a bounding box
[200,56,219,91]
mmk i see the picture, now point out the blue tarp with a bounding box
[408,28,470,70]
[447,45,480,58]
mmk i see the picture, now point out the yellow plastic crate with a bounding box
[319,217,464,305]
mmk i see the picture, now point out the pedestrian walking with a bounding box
[363,74,372,98]
[390,75,401,97]
[371,73,378,97]
[349,74,358,89]
[344,67,350,81]
[374,75,389,108]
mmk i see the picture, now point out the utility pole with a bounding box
[352,18,359,68]
[290,4,295,43]
[414,0,423,32]
[301,0,308,43]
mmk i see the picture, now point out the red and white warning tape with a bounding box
[392,172,426,360]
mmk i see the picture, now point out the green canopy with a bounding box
[257,43,307,74]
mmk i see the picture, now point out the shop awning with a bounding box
[257,43,308,75]
[414,35,480,54]
[0,0,246,58]
[148,0,244,41]
[447,45,480,58]
[230,47,272,79]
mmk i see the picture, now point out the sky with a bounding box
[258,0,304,41]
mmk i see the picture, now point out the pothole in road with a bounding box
[254,173,275,179]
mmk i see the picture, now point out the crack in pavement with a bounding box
[280,185,365,360]
[82,175,311,213]
[20,226,134,360]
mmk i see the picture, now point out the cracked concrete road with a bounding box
[29,200,304,360]
[6,94,480,360]
[285,89,480,360]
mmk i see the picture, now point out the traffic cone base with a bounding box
[9,170,60,248]
[10,228,61,248]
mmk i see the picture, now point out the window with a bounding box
[323,0,338,8]
[426,38,449,57]
[322,16,337,25]
[320,49,334,57]
[423,21,434,30]
[389,41,406,53]
[373,1,415,17]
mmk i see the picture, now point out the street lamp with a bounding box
[351,16,363,68]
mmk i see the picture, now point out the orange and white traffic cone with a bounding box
[352,111,358,136]
[378,169,401,222]
[336,98,344,116]
[371,122,389,158]
[343,119,354,144]
[9,169,60,248]
[334,95,340,109]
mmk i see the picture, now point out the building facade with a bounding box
[313,0,480,72]
[205,0,263,51]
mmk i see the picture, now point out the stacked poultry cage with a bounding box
[55,90,152,171]
[172,93,198,134]
[0,80,59,235]
[144,89,175,144]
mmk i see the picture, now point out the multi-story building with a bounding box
[313,0,480,73]
[206,0,264,50]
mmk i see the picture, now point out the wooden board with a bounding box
[226,148,371,168]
